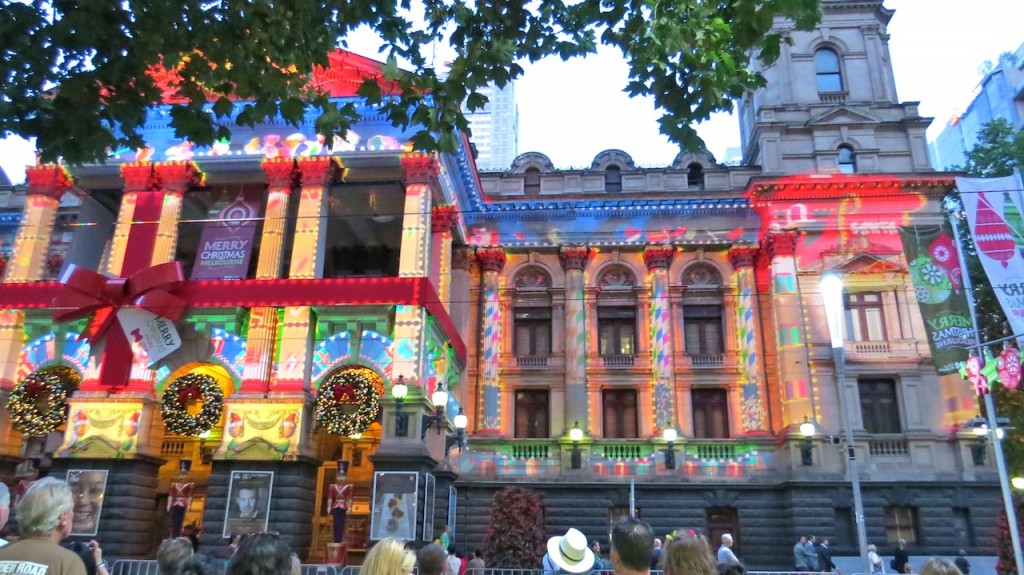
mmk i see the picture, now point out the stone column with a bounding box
[398,153,437,279]
[559,246,591,435]
[148,162,194,266]
[4,164,73,282]
[765,232,813,429]
[730,244,769,435]
[239,159,295,394]
[644,244,676,434]
[475,247,506,434]
[451,248,475,416]
[431,205,459,314]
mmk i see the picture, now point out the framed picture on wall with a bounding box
[67,469,108,537]
[370,471,418,541]
[223,470,274,537]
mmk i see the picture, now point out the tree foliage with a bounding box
[0,0,821,164]
[484,486,545,568]
[961,118,1024,177]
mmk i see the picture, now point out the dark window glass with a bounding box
[859,379,901,434]
[599,306,636,356]
[603,389,638,438]
[514,308,552,356]
[687,163,705,191]
[815,48,843,92]
[515,390,549,438]
[706,508,739,554]
[324,184,403,278]
[834,508,855,551]
[846,292,885,340]
[952,507,975,548]
[838,145,857,174]
[884,506,919,545]
[692,388,730,438]
[605,166,622,193]
[684,305,724,354]
[524,168,541,196]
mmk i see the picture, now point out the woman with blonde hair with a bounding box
[661,531,717,575]
[360,538,415,575]
[919,558,961,575]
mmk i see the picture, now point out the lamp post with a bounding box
[821,273,869,574]
[445,409,469,456]
[663,428,677,470]
[569,421,583,469]
[392,375,409,437]
[422,383,449,438]
[799,417,816,466]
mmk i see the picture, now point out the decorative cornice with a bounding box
[729,245,759,268]
[765,232,798,259]
[296,156,339,187]
[26,164,74,201]
[431,205,460,234]
[262,158,297,189]
[559,245,593,271]
[642,244,675,270]
[401,152,440,185]
[452,247,476,271]
[120,162,155,194]
[475,247,507,273]
[153,161,201,194]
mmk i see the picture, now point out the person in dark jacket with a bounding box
[816,538,837,573]
[892,539,910,575]
[953,549,970,575]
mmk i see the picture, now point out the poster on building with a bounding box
[67,469,108,537]
[900,224,973,374]
[191,195,261,280]
[447,486,457,539]
[958,175,1024,340]
[223,470,274,537]
[370,471,418,541]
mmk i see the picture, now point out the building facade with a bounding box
[464,82,519,172]
[0,0,1002,569]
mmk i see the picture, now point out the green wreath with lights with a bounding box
[315,367,381,436]
[7,366,81,436]
[161,372,224,436]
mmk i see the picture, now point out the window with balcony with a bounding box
[599,306,636,357]
[603,389,638,438]
[846,292,887,341]
[684,305,724,355]
[815,48,844,93]
[859,378,901,434]
[884,506,919,545]
[513,266,553,364]
[515,390,550,438]
[706,507,739,554]
[515,308,551,357]
[692,388,730,439]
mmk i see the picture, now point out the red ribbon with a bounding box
[52,262,186,388]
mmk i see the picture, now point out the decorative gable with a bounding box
[807,106,883,126]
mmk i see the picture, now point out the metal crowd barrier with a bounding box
[110,560,160,575]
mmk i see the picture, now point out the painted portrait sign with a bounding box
[223,470,274,537]
[67,469,108,537]
[370,471,418,541]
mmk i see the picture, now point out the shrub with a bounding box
[483,486,546,568]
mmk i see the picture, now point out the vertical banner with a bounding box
[900,225,973,373]
[192,195,261,280]
[958,176,1024,337]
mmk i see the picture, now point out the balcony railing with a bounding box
[850,341,891,355]
[510,442,551,459]
[601,355,635,368]
[688,441,737,460]
[160,439,189,457]
[868,435,910,457]
[688,353,725,368]
[819,90,848,104]
[600,443,649,459]
[516,355,549,368]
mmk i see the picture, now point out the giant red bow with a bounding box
[52,262,186,387]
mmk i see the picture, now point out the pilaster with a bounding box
[4,164,73,282]
[765,232,813,430]
[430,205,459,312]
[729,244,770,435]
[644,244,676,434]
[559,246,591,436]
[475,247,506,435]
[399,153,439,278]
[149,161,199,267]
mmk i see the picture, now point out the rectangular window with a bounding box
[176,185,267,280]
[514,390,549,439]
[692,388,730,439]
[859,379,901,434]
[834,508,855,551]
[952,507,975,548]
[846,292,887,341]
[324,184,403,278]
[514,308,551,356]
[706,507,739,554]
[602,390,638,438]
[884,506,919,545]
[684,305,724,355]
[599,306,636,356]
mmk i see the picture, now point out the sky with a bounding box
[1,0,1022,183]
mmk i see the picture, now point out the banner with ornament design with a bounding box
[899,224,973,374]
[959,175,1024,340]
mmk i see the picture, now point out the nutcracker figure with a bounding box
[168,460,194,538]
[327,460,353,544]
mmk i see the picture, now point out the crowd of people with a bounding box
[0,479,979,575]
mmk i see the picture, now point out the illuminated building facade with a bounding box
[0,0,1002,569]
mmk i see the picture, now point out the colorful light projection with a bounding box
[219,403,306,460]
[210,327,247,381]
[311,332,353,382]
[59,401,146,458]
[359,330,395,380]
[17,332,92,381]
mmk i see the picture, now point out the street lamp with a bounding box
[663,428,677,470]
[799,417,816,466]
[445,409,469,455]
[569,421,583,469]
[422,383,449,438]
[392,375,409,437]
[820,273,869,574]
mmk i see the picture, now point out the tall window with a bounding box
[687,163,705,191]
[834,508,855,550]
[846,292,886,341]
[952,507,975,548]
[514,308,552,356]
[859,378,901,434]
[684,305,724,355]
[884,506,919,545]
[524,168,541,196]
[599,306,636,356]
[692,388,730,438]
[515,390,550,438]
[706,508,739,554]
[815,48,843,92]
[605,166,622,193]
[603,390,638,438]
[838,145,857,174]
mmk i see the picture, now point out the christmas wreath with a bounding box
[315,367,382,435]
[161,372,224,436]
[7,366,81,436]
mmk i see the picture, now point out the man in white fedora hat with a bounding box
[543,528,596,574]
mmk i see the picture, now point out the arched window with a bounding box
[605,166,622,193]
[687,163,705,191]
[838,145,856,174]
[815,48,843,93]
[524,167,541,196]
